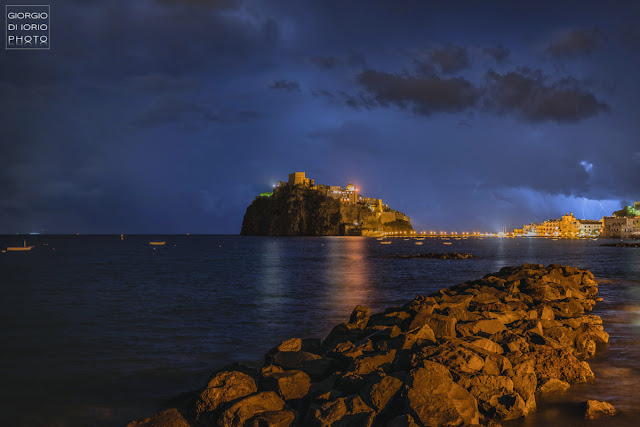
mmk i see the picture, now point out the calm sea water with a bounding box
[1,235,639,426]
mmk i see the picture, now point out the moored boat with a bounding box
[7,240,32,251]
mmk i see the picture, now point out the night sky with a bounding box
[1,0,639,234]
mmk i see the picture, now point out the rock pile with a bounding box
[600,242,640,248]
[129,264,612,426]
[389,252,476,260]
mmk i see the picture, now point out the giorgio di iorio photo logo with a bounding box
[6,4,50,50]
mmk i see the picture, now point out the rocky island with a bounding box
[129,264,615,426]
[241,172,413,236]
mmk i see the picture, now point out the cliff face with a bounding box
[241,186,342,236]
[241,185,413,236]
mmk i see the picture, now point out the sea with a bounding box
[1,235,639,426]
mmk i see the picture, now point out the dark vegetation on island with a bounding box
[241,185,342,236]
[612,204,638,218]
[129,264,616,426]
[387,252,477,260]
[240,185,413,236]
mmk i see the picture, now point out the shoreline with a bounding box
[129,263,615,426]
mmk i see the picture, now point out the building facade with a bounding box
[288,172,313,187]
[577,220,603,237]
[602,216,634,238]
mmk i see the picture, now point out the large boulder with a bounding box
[425,314,458,339]
[469,319,507,335]
[386,414,419,427]
[404,362,480,426]
[360,374,403,413]
[247,409,297,427]
[306,394,376,426]
[261,368,311,401]
[349,349,396,376]
[529,346,594,384]
[536,378,570,397]
[423,342,485,374]
[218,391,285,427]
[349,305,370,329]
[272,350,334,380]
[323,323,366,350]
[510,360,537,414]
[584,400,616,419]
[127,409,190,427]
[196,371,257,414]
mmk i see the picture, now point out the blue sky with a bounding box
[0,0,638,233]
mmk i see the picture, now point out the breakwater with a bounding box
[129,263,615,426]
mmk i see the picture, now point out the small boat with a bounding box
[380,241,391,245]
[149,241,166,246]
[7,240,32,251]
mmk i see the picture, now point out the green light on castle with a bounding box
[260,192,273,197]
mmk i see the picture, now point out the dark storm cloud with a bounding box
[308,56,341,69]
[621,25,640,51]
[269,80,301,92]
[49,1,280,82]
[544,28,606,59]
[308,122,384,155]
[127,74,203,93]
[355,70,480,115]
[236,110,265,122]
[426,45,472,75]
[305,52,366,70]
[131,97,264,127]
[311,89,336,99]
[484,68,609,122]
[482,45,510,63]
[153,0,240,9]
[132,97,219,127]
[346,52,367,67]
[406,45,471,76]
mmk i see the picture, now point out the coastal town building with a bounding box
[514,214,602,238]
[539,219,560,237]
[522,223,538,236]
[577,219,603,237]
[602,216,636,238]
[558,213,603,237]
[560,213,579,238]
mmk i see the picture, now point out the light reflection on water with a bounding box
[325,237,373,315]
[1,235,640,426]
